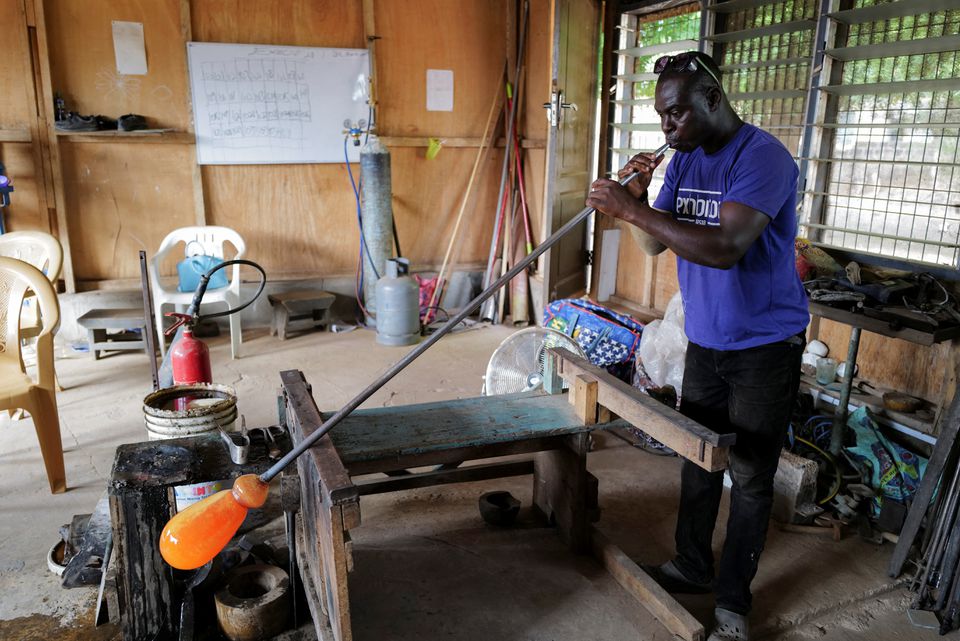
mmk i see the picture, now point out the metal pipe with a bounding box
[829,326,861,456]
[260,143,669,482]
[139,250,160,391]
[913,457,960,606]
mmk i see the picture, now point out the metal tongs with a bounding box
[219,416,251,465]
[220,416,284,464]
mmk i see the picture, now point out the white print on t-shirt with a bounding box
[675,187,721,227]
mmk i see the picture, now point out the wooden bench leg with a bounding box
[534,432,591,553]
[303,497,355,641]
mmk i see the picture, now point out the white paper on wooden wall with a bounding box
[112,21,148,75]
[426,69,454,112]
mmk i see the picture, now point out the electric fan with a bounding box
[483,327,586,395]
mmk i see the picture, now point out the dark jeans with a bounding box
[673,335,804,615]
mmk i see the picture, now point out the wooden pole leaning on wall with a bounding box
[424,66,506,324]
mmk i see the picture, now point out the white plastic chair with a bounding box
[0,231,63,339]
[149,226,246,359]
[0,257,64,493]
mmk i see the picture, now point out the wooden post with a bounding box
[179,0,207,226]
[28,0,75,291]
[533,432,590,553]
[16,0,52,233]
[361,0,378,114]
[568,372,599,425]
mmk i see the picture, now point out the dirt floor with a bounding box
[0,322,940,640]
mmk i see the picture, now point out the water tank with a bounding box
[375,258,420,346]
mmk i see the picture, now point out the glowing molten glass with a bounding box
[159,474,269,570]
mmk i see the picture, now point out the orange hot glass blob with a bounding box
[231,474,270,508]
[159,474,270,570]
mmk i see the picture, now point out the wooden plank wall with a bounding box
[9,0,550,286]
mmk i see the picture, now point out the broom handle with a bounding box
[261,147,667,482]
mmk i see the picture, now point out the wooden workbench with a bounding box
[281,350,735,641]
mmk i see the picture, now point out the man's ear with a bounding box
[705,86,723,112]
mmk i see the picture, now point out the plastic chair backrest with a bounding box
[0,231,64,284]
[155,226,245,263]
[151,226,245,291]
[0,257,59,367]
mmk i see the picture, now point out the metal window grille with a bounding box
[710,0,817,156]
[609,6,701,202]
[607,0,960,270]
[806,1,960,268]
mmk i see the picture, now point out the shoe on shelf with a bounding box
[708,608,750,641]
[54,113,117,132]
[117,114,148,131]
[639,559,713,594]
[54,112,98,132]
[94,115,117,130]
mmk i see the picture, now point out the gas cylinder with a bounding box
[375,258,420,346]
[171,326,213,385]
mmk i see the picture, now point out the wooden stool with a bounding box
[268,290,335,340]
[76,308,149,360]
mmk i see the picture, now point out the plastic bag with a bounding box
[177,254,228,293]
[844,406,928,515]
[637,292,688,391]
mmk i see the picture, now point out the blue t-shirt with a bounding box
[652,123,809,350]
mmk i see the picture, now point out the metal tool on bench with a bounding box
[220,418,285,464]
[159,143,672,570]
[220,417,251,465]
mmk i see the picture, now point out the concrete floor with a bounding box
[0,322,938,640]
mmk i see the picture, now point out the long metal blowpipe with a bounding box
[159,143,670,570]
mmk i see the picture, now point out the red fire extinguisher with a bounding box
[167,315,213,385]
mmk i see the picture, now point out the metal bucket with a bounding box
[143,383,238,440]
[142,383,238,509]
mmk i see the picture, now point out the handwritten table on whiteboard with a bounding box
[187,42,370,165]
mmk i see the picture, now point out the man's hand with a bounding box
[586,178,642,223]
[618,151,664,199]
[587,176,667,256]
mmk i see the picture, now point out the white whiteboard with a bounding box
[186,42,370,165]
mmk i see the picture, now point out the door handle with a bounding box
[543,90,559,127]
[543,91,577,128]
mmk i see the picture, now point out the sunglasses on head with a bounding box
[654,52,722,89]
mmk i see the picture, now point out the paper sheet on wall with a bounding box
[426,69,454,112]
[112,21,148,75]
